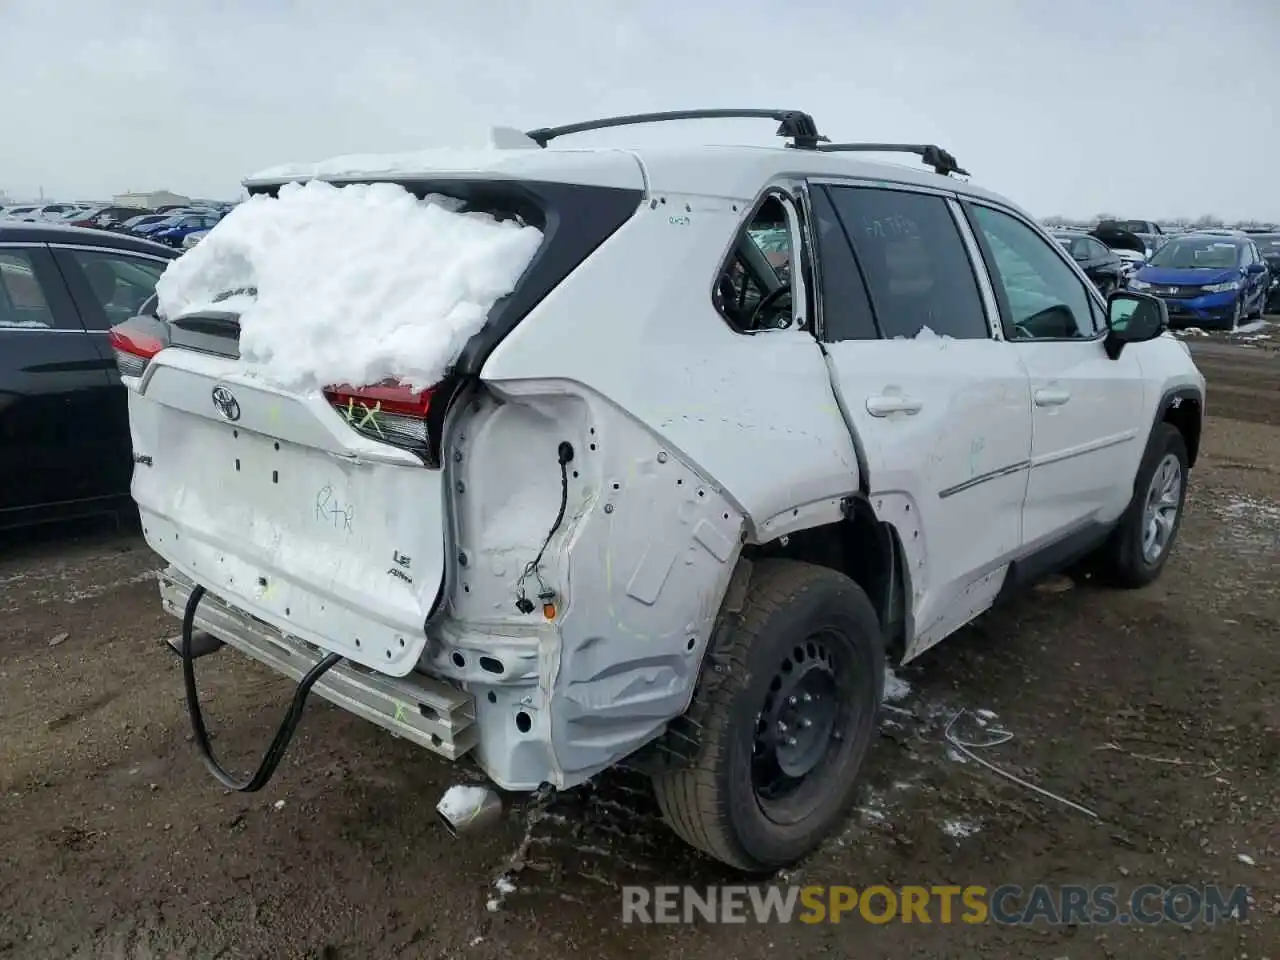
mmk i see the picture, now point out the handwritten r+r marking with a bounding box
[315,484,354,532]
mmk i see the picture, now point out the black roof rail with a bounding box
[813,142,969,178]
[524,109,829,150]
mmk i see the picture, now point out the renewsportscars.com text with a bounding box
[621,884,1250,926]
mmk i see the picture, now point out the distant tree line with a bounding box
[1042,212,1276,229]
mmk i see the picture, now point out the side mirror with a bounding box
[1105,291,1167,360]
[1245,262,1266,275]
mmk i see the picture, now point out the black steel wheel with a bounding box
[653,559,884,871]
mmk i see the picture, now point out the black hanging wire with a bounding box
[181,583,341,792]
[515,442,575,613]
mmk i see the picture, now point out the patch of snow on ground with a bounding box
[942,818,981,838]
[883,668,912,702]
[486,873,518,912]
[1230,319,1267,335]
[155,180,543,392]
[1236,853,1256,866]
[1175,327,1208,337]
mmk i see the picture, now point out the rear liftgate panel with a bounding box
[130,349,446,677]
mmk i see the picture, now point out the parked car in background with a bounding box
[66,206,153,231]
[3,203,84,222]
[1247,232,1280,311]
[0,221,176,528]
[117,213,169,235]
[1098,218,1165,239]
[149,212,222,247]
[1051,230,1126,294]
[1128,233,1270,329]
[1087,224,1151,283]
[180,229,211,250]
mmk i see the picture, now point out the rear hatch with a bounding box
[115,167,644,676]
[129,348,447,675]
[1090,225,1148,255]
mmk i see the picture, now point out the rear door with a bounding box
[53,244,171,498]
[0,244,114,515]
[808,181,1033,654]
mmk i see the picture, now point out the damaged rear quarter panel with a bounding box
[440,379,745,788]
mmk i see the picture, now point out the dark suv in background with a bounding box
[1245,231,1280,312]
[0,221,175,528]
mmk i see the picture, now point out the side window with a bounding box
[808,186,878,341]
[967,205,1097,341]
[1086,239,1110,260]
[825,186,990,340]
[0,250,58,329]
[714,193,799,333]
[61,250,165,330]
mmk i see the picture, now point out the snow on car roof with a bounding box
[155,179,543,392]
[245,136,1015,214]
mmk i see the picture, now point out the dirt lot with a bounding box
[1,326,1277,960]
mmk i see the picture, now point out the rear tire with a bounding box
[652,560,884,872]
[1097,423,1188,588]
[1247,288,1264,320]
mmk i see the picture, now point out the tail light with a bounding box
[324,381,442,464]
[108,315,170,378]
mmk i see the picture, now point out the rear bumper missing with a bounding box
[158,567,478,760]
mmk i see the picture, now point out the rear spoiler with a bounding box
[1089,226,1147,255]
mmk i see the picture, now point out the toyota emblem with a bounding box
[211,385,241,422]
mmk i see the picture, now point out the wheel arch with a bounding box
[738,494,912,662]
[1154,385,1203,468]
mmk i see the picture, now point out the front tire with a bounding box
[1097,423,1189,588]
[652,560,884,871]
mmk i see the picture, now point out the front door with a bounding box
[961,201,1146,545]
[808,182,1033,653]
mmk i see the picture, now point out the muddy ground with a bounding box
[1,325,1277,960]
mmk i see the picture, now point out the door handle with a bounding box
[1034,387,1071,407]
[866,394,923,417]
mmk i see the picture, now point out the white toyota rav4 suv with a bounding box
[111,110,1205,871]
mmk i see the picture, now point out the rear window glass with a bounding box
[0,251,56,329]
[825,186,989,340]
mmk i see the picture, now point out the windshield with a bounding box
[1148,238,1242,270]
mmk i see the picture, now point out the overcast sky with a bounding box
[2,0,1276,219]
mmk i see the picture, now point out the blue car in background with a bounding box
[1127,234,1270,330]
[143,212,222,248]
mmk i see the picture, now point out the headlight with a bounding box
[1204,279,1241,293]
[1128,279,1151,290]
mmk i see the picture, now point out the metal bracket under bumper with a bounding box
[158,567,478,760]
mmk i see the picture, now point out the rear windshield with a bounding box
[164,178,642,377]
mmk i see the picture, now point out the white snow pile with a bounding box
[247,146,519,184]
[155,180,543,391]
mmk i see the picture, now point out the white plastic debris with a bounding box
[272,799,286,810]
[155,180,543,392]
[1237,853,1256,866]
[437,785,494,823]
